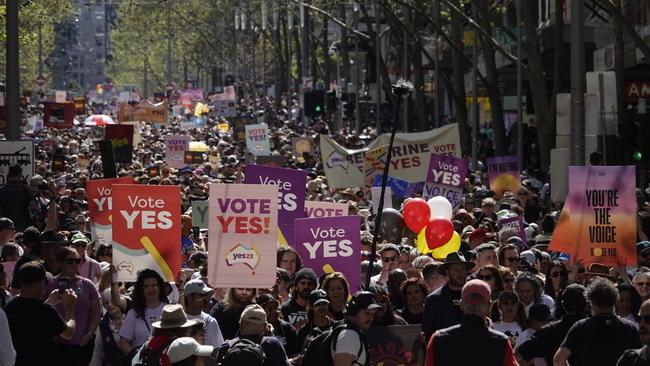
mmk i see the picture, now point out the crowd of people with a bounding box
[0,95,648,366]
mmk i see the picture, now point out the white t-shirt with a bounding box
[492,321,522,345]
[331,329,367,365]
[524,295,556,317]
[187,311,225,347]
[119,303,165,348]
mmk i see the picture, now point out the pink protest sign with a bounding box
[208,184,279,288]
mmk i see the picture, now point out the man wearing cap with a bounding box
[216,304,289,366]
[516,284,587,366]
[183,279,224,349]
[70,232,101,284]
[425,279,518,366]
[422,252,474,342]
[370,244,401,290]
[332,291,381,366]
[554,278,640,366]
[164,337,217,365]
[258,293,298,357]
[281,267,317,329]
[628,241,650,279]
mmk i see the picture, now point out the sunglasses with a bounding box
[72,243,88,248]
[636,282,650,287]
[551,271,567,278]
[505,257,520,263]
[477,274,493,281]
[382,256,398,263]
[65,258,82,265]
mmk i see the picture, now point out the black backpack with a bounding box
[301,322,366,366]
[218,337,266,366]
[133,337,176,366]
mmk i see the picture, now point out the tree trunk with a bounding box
[338,4,350,86]
[449,0,470,155]
[410,39,429,131]
[614,0,624,129]
[523,0,552,171]
[478,0,506,156]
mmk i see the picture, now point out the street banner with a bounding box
[120,121,142,145]
[191,200,209,229]
[44,102,75,128]
[178,89,204,110]
[487,155,520,197]
[165,136,189,169]
[105,125,134,164]
[567,166,636,266]
[245,124,270,156]
[305,201,348,218]
[291,137,314,159]
[548,203,572,253]
[1,261,16,289]
[207,184,278,288]
[498,216,529,249]
[367,325,425,366]
[424,153,469,209]
[372,175,414,198]
[363,145,387,197]
[294,216,361,292]
[118,100,169,124]
[0,140,34,187]
[73,96,86,115]
[112,184,181,282]
[244,165,306,247]
[320,124,461,188]
[86,177,134,246]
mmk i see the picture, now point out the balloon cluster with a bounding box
[377,196,459,259]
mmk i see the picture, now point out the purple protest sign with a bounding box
[245,165,307,247]
[423,153,469,209]
[487,155,521,197]
[498,216,528,249]
[294,216,361,292]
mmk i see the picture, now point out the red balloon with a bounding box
[403,198,430,233]
[425,217,454,249]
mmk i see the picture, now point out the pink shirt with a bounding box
[79,257,102,283]
[45,275,100,345]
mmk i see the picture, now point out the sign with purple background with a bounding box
[294,216,361,292]
[245,165,307,247]
[487,155,521,197]
[424,153,469,209]
[498,216,528,249]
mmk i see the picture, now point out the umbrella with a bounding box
[84,114,115,126]
[189,141,209,152]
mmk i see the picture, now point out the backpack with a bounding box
[218,337,266,366]
[133,337,176,366]
[301,322,366,366]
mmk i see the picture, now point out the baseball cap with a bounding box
[240,304,267,324]
[309,289,330,306]
[461,279,491,305]
[165,337,214,364]
[70,232,89,245]
[638,241,650,255]
[347,291,382,314]
[256,293,280,308]
[183,279,212,296]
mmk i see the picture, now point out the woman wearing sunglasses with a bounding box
[474,264,505,300]
[45,245,101,366]
[544,260,569,316]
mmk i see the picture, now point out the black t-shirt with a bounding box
[561,314,641,366]
[210,301,246,341]
[399,307,424,324]
[281,299,307,328]
[617,346,650,366]
[272,318,298,357]
[5,296,67,366]
[517,314,584,365]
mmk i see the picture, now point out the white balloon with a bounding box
[427,196,453,220]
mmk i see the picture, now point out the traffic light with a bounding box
[304,90,325,118]
[622,121,646,165]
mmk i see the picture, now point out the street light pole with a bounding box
[433,0,441,127]
[6,0,19,139]
[517,0,524,168]
[571,0,586,165]
[375,1,381,133]
[470,3,479,170]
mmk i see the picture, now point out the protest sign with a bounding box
[1,261,16,289]
[363,145,387,197]
[567,166,636,266]
[294,216,361,292]
[498,216,529,249]
[548,203,572,253]
[73,96,86,114]
[87,177,134,246]
[245,124,271,156]
[118,100,169,124]
[120,121,142,145]
[112,185,181,282]
[55,90,67,103]
[207,184,278,288]
[305,201,348,218]
[371,186,393,213]
[184,151,204,165]
[164,136,189,168]
[217,122,230,133]
[244,165,306,247]
[213,100,237,117]
[0,141,34,187]
[424,153,469,209]
[191,200,209,229]
[233,118,251,141]
[367,325,425,366]
[44,102,75,128]
[487,155,520,197]
[105,125,134,164]
[291,137,313,159]
[372,175,414,198]
[320,124,461,188]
